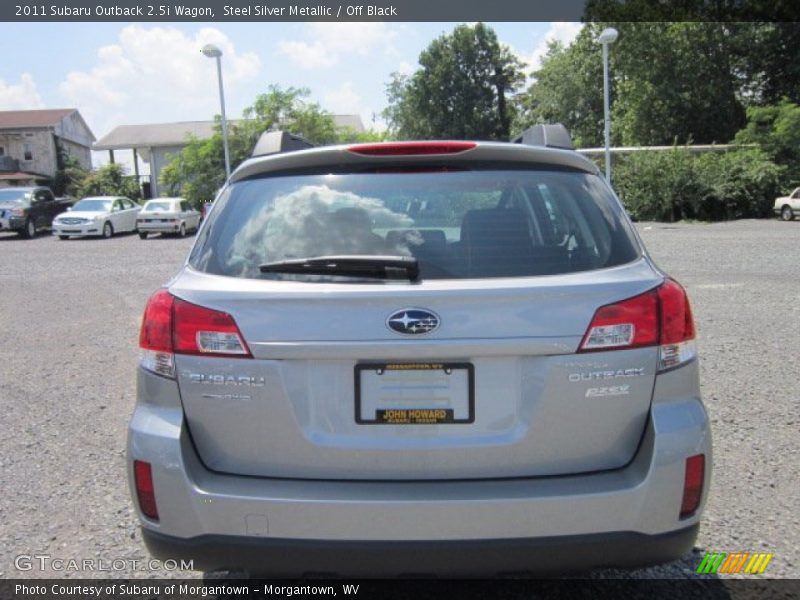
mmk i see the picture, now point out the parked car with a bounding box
[774,187,800,221]
[129,129,710,576]
[0,187,73,238]
[136,198,201,239]
[52,196,140,239]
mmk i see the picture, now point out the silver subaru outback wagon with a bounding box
[128,133,711,577]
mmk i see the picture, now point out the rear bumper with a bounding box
[128,362,711,575]
[138,223,181,233]
[142,524,699,576]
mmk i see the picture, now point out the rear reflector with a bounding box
[579,278,697,371]
[657,279,697,371]
[139,290,251,378]
[139,289,175,377]
[133,460,159,520]
[348,141,477,156]
[580,290,658,351]
[173,298,251,357]
[680,454,705,518]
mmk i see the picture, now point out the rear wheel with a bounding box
[781,205,795,221]
[139,231,148,240]
[21,218,36,238]
[102,221,114,238]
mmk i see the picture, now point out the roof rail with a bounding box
[512,124,574,150]
[252,130,315,158]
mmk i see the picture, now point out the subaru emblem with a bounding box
[386,308,440,335]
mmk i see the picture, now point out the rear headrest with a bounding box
[461,208,532,247]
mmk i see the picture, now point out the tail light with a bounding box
[139,289,251,378]
[348,141,476,156]
[680,454,705,518]
[579,278,696,371]
[133,460,159,520]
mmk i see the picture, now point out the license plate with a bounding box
[355,362,474,424]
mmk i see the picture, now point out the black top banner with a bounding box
[4,0,584,22]
[2,0,799,22]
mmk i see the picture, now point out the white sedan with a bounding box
[774,187,800,221]
[136,198,201,239]
[52,196,141,239]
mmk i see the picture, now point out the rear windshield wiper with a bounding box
[259,255,420,281]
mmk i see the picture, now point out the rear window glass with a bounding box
[190,170,640,281]
[143,201,173,212]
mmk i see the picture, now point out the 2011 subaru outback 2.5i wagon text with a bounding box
[128,129,711,577]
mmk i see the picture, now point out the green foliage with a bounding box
[613,147,783,222]
[77,163,141,201]
[513,32,604,147]
[52,155,89,198]
[338,128,393,143]
[384,23,524,140]
[52,139,89,197]
[516,23,749,147]
[611,23,745,146]
[161,86,348,206]
[695,149,784,220]
[735,99,800,183]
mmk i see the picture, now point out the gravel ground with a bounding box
[0,219,797,581]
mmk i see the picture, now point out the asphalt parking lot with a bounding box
[0,220,798,580]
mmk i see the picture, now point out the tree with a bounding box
[77,163,141,200]
[735,99,800,183]
[611,23,745,146]
[515,23,764,147]
[52,142,89,198]
[160,86,344,205]
[513,32,604,147]
[384,23,524,140]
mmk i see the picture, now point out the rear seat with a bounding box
[460,208,568,277]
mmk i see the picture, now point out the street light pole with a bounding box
[201,44,231,179]
[598,28,618,184]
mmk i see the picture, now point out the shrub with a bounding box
[612,147,783,221]
[77,163,142,202]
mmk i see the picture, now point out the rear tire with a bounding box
[102,221,114,238]
[781,205,794,221]
[139,231,148,240]
[21,218,36,238]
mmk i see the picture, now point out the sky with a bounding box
[0,22,582,170]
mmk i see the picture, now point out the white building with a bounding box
[94,116,365,198]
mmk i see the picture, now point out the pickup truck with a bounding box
[0,187,74,238]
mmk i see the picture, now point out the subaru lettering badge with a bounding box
[386,308,440,335]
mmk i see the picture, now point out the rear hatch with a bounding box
[168,147,662,480]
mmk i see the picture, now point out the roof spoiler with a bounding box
[252,130,315,158]
[512,124,574,150]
